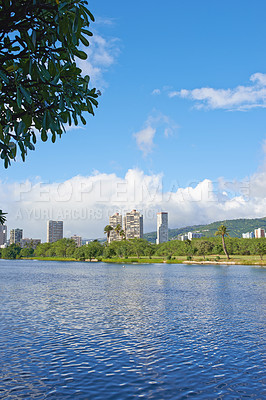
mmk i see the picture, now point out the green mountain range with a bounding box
[144,217,266,242]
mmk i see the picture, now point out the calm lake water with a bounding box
[0,260,265,399]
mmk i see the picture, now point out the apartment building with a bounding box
[254,228,265,238]
[156,212,168,244]
[124,210,143,240]
[10,228,23,244]
[71,235,82,247]
[47,220,63,243]
[109,213,123,243]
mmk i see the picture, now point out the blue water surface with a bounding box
[0,260,265,399]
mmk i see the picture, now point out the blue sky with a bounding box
[2,0,266,239]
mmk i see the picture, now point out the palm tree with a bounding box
[0,210,7,225]
[120,229,125,240]
[215,224,230,260]
[114,224,121,240]
[104,225,113,244]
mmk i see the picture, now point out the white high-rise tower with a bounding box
[156,212,168,244]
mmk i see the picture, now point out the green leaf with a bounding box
[73,7,80,33]
[73,49,87,60]
[20,86,32,104]
[0,124,3,141]
[17,121,25,135]
[17,88,22,108]
[32,30,37,48]
[81,29,93,37]
[86,100,94,115]
[41,130,48,142]
[39,64,51,81]
[80,115,86,125]
[32,132,36,144]
[80,35,89,46]
[0,70,9,84]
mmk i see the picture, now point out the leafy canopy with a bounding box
[0,0,99,167]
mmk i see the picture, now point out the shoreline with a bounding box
[5,257,266,266]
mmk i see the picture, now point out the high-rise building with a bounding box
[156,212,168,244]
[10,228,23,244]
[71,235,82,247]
[254,228,265,238]
[109,213,123,243]
[47,220,63,243]
[0,225,7,246]
[124,209,143,240]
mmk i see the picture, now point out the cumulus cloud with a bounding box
[168,73,266,111]
[133,112,178,155]
[1,168,266,242]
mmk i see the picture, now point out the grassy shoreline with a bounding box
[14,255,266,266]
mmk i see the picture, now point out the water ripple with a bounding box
[0,260,265,399]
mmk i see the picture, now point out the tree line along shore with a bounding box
[1,235,266,265]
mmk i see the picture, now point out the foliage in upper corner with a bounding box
[0,0,100,167]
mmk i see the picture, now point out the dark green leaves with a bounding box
[0,0,99,167]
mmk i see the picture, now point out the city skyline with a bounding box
[1,1,266,240]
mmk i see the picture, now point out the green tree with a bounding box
[197,240,214,259]
[252,239,266,261]
[215,225,230,260]
[131,238,149,259]
[53,238,76,257]
[144,243,155,259]
[103,245,116,259]
[104,225,113,244]
[0,0,99,168]
[20,247,34,257]
[1,243,21,259]
[184,239,197,260]
[85,240,103,261]
[74,246,86,261]
[35,242,52,257]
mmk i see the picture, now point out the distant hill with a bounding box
[144,217,266,243]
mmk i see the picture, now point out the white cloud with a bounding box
[77,33,120,89]
[133,126,156,156]
[1,167,266,242]
[133,112,179,155]
[168,73,266,111]
[152,89,161,95]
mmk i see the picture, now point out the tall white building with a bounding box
[124,210,143,240]
[0,225,7,246]
[10,228,23,244]
[156,212,168,244]
[47,220,63,243]
[109,213,123,243]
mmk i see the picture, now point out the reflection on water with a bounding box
[0,260,265,399]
